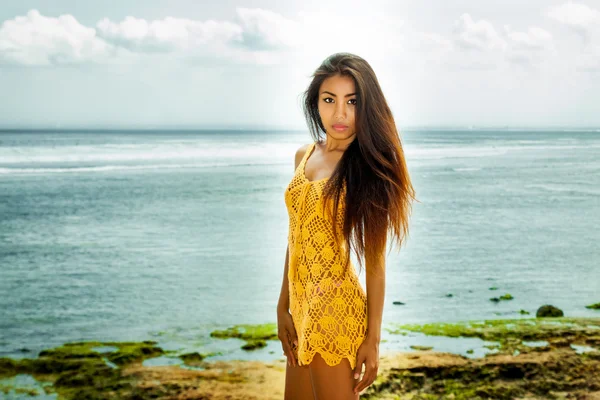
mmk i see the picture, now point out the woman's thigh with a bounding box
[308,352,359,400]
[285,361,315,400]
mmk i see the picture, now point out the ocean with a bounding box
[1,128,599,364]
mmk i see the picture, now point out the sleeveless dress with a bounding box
[284,141,368,369]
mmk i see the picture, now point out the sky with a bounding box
[0,0,599,129]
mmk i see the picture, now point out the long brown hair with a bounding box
[301,52,418,276]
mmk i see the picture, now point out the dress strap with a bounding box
[300,142,316,167]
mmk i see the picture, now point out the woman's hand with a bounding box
[353,333,380,394]
[277,308,298,367]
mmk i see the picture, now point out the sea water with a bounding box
[1,128,598,361]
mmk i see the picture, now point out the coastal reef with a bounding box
[0,317,598,399]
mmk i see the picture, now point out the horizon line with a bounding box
[1,125,600,132]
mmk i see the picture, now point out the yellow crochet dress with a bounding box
[284,142,368,369]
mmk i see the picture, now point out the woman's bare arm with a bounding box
[277,144,310,313]
[277,246,291,312]
[365,261,386,341]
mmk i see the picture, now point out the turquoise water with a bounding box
[1,129,599,363]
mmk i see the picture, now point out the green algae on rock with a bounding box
[0,340,165,399]
[586,302,600,309]
[490,293,513,302]
[410,345,433,351]
[386,317,600,355]
[360,333,600,400]
[210,323,277,341]
[210,323,278,350]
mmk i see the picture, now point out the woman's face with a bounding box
[317,74,357,140]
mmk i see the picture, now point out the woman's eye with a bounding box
[323,98,356,104]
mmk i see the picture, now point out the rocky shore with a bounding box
[0,316,598,399]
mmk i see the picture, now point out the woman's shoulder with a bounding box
[294,142,314,169]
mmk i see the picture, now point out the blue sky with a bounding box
[0,0,599,129]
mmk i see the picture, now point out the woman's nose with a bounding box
[334,106,347,119]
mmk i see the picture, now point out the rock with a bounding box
[550,338,571,347]
[536,305,564,318]
[393,301,405,305]
[585,303,600,310]
[410,345,433,351]
[499,293,513,300]
[180,352,206,365]
[242,340,267,350]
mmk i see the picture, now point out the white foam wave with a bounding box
[0,162,282,175]
[453,167,481,172]
[1,138,598,173]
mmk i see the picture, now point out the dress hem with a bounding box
[296,349,358,370]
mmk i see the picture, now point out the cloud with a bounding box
[452,13,507,52]
[96,16,242,53]
[96,8,300,54]
[547,2,600,41]
[232,7,302,50]
[0,7,567,69]
[503,25,554,65]
[0,9,115,65]
[547,2,600,70]
[0,8,301,66]
[449,13,555,68]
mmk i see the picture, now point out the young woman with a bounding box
[276,52,416,399]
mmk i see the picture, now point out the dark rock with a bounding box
[241,340,267,350]
[180,352,205,364]
[536,305,564,318]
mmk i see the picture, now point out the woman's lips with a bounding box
[333,124,348,132]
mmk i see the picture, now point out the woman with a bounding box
[276,52,416,399]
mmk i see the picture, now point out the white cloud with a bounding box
[0,7,569,70]
[547,2,600,70]
[452,13,507,52]
[96,8,301,55]
[0,8,301,66]
[547,2,600,41]
[0,9,114,65]
[505,26,553,51]
[232,7,302,50]
[96,16,243,53]
[449,14,555,68]
[504,25,555,65]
